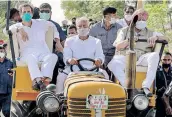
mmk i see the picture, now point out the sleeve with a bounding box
[46,21,60,39]
[63,39,73,65]
[153,32,163,36]
[113,29,125,47]
[89,26,97,38]
[156,70,166,96]
[54,23,66,41]
[95,39,105,64]
[3,23,21,36]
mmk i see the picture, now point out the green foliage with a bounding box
[0,1,29,41]
[144,1,172,52]
[144,1,168,34]
[61,0,125,20]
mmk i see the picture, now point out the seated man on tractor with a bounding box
[56,17,109,93]
[108,8,167,96]
[4,4,61,91]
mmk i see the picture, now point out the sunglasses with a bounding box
[40,10,50,13]
[163,59,171,61]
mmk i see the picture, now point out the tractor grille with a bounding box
[68,98,91,117]
[105,98,126,117]
[68,98,126,117]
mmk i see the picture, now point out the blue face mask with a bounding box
[40,13,50,21]
[22,13,32,22]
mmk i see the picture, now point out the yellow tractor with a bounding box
[5,1,167,117]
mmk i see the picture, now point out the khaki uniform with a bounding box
[115,27,154,59]
[108,27,162,88]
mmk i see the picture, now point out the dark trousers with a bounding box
[0,94,11,117]
[51,52,65,85]
[156,97,172,117]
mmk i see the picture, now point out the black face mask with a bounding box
[162,63,171,68]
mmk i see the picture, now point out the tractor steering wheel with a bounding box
[70,58,99,72]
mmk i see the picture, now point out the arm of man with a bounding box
[46,21,64,53]
[63,39,73,65]
[51,21,66,46]
[3,23,21,36]
[153,32,167,40]
[113,29,128,51]
[95,39,105,67]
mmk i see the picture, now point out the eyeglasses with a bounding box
[40,10,50,13]
[163,59,171,61]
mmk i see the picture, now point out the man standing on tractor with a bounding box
[56,17,109,93]
[0,40,13,117]
[107,8,167,96]
[4,3,60,91]
[89,7,122,67]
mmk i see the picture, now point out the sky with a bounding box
[31,0,65,25]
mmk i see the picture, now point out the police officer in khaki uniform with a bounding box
[108,8,167,96]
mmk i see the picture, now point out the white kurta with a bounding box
[56,35,109,93]
[9,19,59,80]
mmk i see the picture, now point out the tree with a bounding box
[0,1,30,40]
[144,0,172,52]
[61,0,125,21]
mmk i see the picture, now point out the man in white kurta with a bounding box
[56,17,109,93]
[108,9,167,96]
[5,4,60,90]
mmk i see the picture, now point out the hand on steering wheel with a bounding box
[70,58,100,72]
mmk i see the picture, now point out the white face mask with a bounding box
[78,28,89,36]
[0,52,5,58]
[109,18,116,24]
[136,21,147,30]
[124,14,132,21]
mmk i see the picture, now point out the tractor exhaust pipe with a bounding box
[125,15,138,97]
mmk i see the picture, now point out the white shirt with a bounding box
[64,35,105,69]
[116,18,128,28]
[9,19,59,57]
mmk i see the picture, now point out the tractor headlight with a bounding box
[43,96,60,112]
[36,91,61,113]
[133,94,149,111]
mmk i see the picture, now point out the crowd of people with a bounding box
[0,2,172,117]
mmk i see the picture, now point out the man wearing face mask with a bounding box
[0,40,13,117]
[108,8,167,96]
[116,6,135,27]
[156,52,172,117]
[56,17,109,93]
[4,4,60,91]
[39,3,66,85]
[90,7,122,66]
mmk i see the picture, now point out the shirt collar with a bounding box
[77,35,90,41]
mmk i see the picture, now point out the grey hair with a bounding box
[76,17,89,26]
